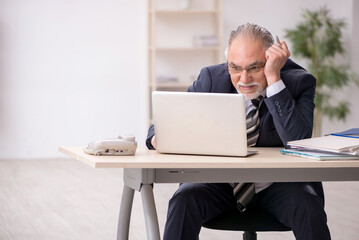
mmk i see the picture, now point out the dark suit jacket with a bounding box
[146,60,324,198]
[146,59,316,149]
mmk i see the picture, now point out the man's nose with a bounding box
[240,70,250,83]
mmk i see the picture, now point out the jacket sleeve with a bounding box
[188,63,235,93]
[145,124,156,150]
[188,67,213,92]
[264,71,316,146]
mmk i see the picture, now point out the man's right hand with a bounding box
[151,135,156,149]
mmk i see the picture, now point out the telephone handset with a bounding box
[84,134,137,156]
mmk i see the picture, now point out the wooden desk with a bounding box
[59,146,359,240]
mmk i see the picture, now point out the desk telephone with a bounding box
[84,134,137,156]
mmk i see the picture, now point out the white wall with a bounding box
[0,0,148,158]
[0,0,358,158]
[223,0,359,135]
[322,0,359,133]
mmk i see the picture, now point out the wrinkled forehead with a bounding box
[227,36,266,65]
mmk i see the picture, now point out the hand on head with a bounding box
[264,40,290,86]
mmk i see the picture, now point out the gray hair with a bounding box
[228,23,274,49]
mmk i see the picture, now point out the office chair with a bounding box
[202,208,291,240]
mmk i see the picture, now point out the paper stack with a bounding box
[281,128,359,160]
[280,148,359,160]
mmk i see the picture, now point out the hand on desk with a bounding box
[151,135,157,149]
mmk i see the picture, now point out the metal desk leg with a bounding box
[141,184,161,240]
[117,185,135,240]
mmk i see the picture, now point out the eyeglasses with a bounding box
[227,62,265,76]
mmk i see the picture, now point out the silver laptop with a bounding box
[152,91,251,157]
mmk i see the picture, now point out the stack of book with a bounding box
[192,35,218,46]
[281,128,359,160]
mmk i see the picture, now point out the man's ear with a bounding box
[224,46,228,60]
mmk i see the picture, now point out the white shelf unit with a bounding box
[147,0,224,122]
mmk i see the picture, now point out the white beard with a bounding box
[236,81,264,100]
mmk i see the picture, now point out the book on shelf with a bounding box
[192,35,218,46]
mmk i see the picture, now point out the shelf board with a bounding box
[149,9,218,14]
[151,82,192,89]
[150,46,219,51]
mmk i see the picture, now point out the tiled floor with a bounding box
[0,158,358,240]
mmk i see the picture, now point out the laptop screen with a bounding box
[152,91,249,157]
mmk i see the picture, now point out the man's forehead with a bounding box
[227,37,266,65]
[228,37,265,53]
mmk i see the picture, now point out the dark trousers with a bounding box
[163,182,331,240]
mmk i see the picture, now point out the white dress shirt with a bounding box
[250,80,285,193]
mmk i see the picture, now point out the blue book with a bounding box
[330,128,359,139]
[280,148,359,161]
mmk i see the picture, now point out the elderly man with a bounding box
[146,23,331,240]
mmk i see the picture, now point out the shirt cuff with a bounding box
[266,80,285,98]
[151,135,156,148]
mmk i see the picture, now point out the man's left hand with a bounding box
[264,40,290,86]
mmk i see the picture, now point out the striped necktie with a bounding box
[246,96,263,146]
[233,96,263,212]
